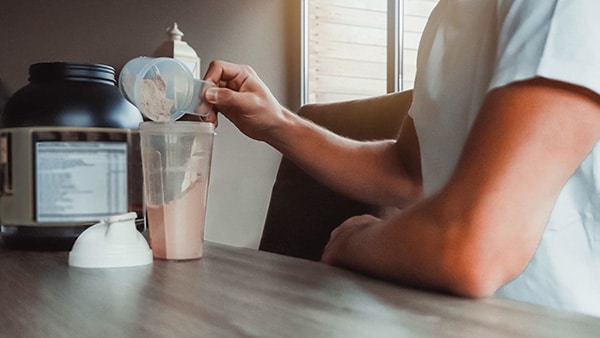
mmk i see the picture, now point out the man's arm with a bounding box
[322,78,600,297]
[203,60,423,207]
[266,112,422,207]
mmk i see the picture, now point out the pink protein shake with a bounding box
[147,178,208,260]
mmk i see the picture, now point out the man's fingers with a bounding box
[203,60,255,91]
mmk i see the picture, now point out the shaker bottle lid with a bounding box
[68,212,153,268]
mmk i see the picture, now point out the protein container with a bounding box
[0,62,144,250]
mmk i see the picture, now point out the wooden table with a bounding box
[1,239,599,338]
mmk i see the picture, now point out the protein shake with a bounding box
[139,121,215,260]
[147,177,208,260]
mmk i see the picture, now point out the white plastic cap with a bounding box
[68,212,153,268]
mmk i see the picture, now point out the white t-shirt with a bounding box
[409,0,600,316]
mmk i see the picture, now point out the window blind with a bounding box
[305,0,438,103]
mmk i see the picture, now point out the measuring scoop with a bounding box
[119,57,215,121]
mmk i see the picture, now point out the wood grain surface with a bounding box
[1,239,598,337]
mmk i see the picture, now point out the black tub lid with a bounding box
[29,62,116,85]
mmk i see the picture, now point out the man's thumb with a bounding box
[205,87,231,105]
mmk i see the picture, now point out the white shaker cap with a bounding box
[68,212,153,268]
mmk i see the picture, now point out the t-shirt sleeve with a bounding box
[490,0,600,95]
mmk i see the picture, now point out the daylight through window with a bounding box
[303,0,438,104]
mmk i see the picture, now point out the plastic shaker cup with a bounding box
[139,121,215,260]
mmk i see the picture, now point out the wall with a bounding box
[0,0,302,249]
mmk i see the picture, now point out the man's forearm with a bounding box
[267,110,420,206]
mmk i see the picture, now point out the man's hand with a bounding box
[202,60,290,142]
[321,215,382,266]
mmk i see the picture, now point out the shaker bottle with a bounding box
[139,121,215,260]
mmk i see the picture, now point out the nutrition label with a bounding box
[35,141,128,222]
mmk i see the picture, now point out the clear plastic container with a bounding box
[139,121,215,260]
[119,57,214,121]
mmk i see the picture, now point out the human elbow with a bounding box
[447,262,501,298]
[436,211,535,298]
[442,246,521,299]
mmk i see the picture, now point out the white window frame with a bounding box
[388,0,403,94]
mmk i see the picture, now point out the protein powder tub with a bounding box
[0,62,144,250]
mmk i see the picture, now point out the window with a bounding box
[302,0,438,104]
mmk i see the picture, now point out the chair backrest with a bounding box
[260,91,413,261]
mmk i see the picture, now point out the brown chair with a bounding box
[259,90,413,261]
